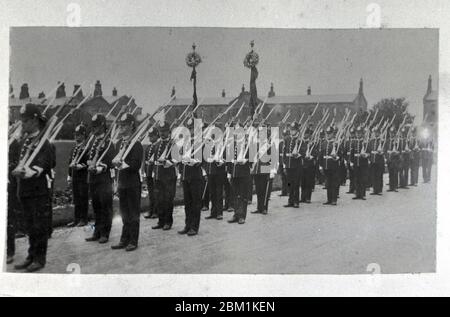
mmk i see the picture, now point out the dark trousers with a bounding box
[7,191,17,257]
[232,176,251,220]
[286,168,300,205]
[339,163,347,185]
[301,166,315,202]
[280,169,288,195]
[224,178,234,210]
[348,165,355,193]
[48,185,53,237]
[324,169,339,203]
[72,179,89,222]
[422,160,432,182]
[399,165,409,188]
[254,174,272,212]
[371,163,384,194]
[354,165,369,198]
[183,179,202,232]
[208,174,224,217]
[20,195,50,265]
[118,186,141,246]
[146,178,157,216]
[154,179,176,226]
[90,182,113,239]
[388,163,399,190]
[410,163,419,185]
[201,178,210,209]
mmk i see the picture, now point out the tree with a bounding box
[372,97,413,128]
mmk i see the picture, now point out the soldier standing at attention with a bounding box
[228,123,251,224]
[7,136,22,265]
[67,124,90,227]
[398,127,410,189]
[152,121,177,231]
[251,122,274,214]
[299,127,316,204]
[278,127,288,197]
[177,118,204,236]
[386,127,400,192]
[283,122,301,208]
[143,127,159,219]
[368,126,385,195]
[351,126,371,200]
[345,127,356,194]
[12,104,53,272]
[320,126,340,206]
[408,126,421,187]
[85,114,115,244]
[111,113,143,251]
[204,122,226,220]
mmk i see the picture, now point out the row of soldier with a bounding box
[7,100,434,272]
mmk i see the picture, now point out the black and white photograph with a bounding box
[0,0,449,297]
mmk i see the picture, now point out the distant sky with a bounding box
[9,27,438,117]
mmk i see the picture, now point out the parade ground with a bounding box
[7,171,436,274]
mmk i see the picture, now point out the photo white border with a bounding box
[0,0,449,297]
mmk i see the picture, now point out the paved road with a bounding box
[7,171,436,274]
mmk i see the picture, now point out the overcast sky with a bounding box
[9,27,438,117]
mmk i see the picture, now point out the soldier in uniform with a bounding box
[152,121,177,231]
[386,127,400,192]
[204,122,226,220]
[67,124,89,227]
[345,127,356,194]
[177,118,204,236]
[316,129,327,187]
[224,122,236,212]
[408,126,421,186]
[299,127,316,203]
[47,142,56,239]
[85,114,115,244]
[351,126,371,200]
[398,127,410,189]
[368,126,385,195]
[12,104,53,272]
[320,126,341,206]
[143,127,159,219]
[7,136,22,264]
[278,127,289,196]
[251,123,274,214]
[283,122,301,208]
[228,122,251,224]
[111,113,143,251]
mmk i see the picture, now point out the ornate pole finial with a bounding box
[250,40,254,50]
[192,43,196,51]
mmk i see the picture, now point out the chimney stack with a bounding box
[38,91,45,99]
[222,89,226,98]
[56,82,66,98]
[112,87,118,97]
[171,86,176,98]
[307,86,311,95]
[19,83,30,100]
[241,84,245,94]
[94,80,102,97]
[73,84,83,98]
[268,82,275,97]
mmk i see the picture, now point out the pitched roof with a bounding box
[424,90,437,101]
[168,97,234,106]
[166,93,360,107]
[266,94,359,105]
[9,96,82,107]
